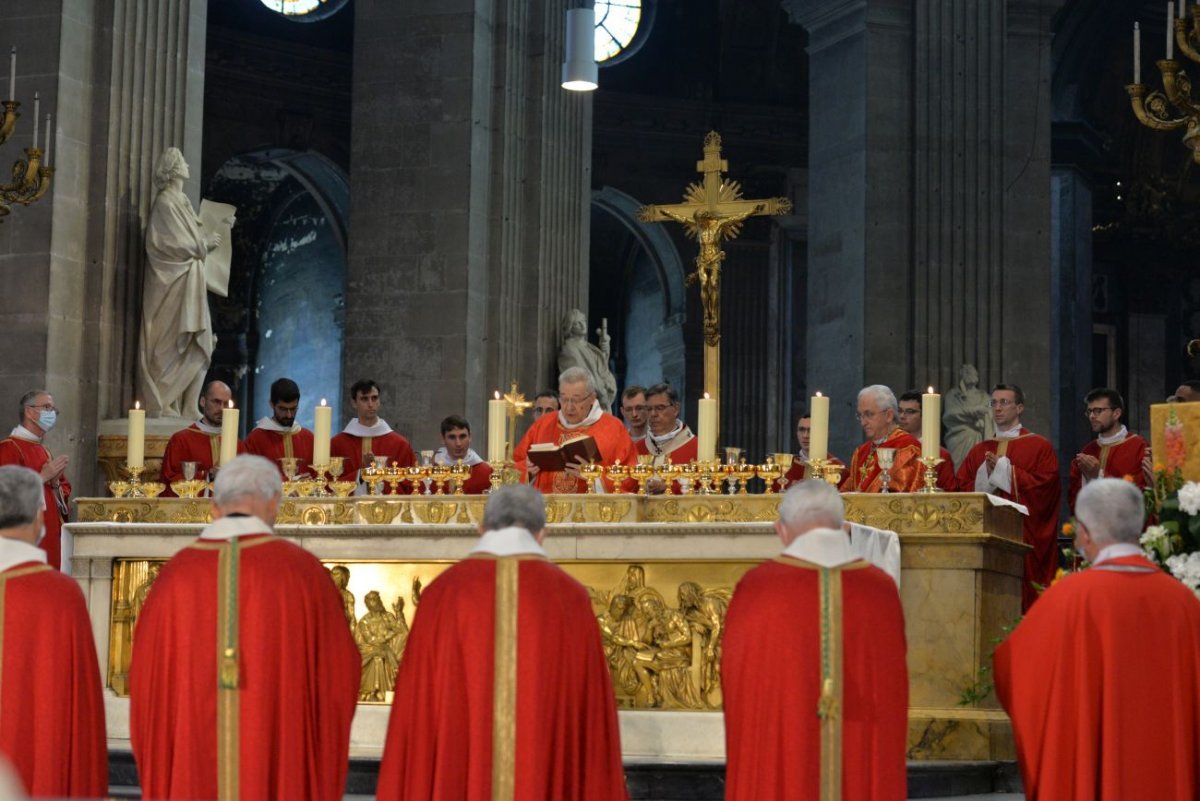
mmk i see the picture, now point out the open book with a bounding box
[527,435,600,471]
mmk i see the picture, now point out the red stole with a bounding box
[1067,433,1149,511]
[0,438,71,569]
[722,557,908,801]
[376,556,627,801]
[841,429,924,493]
[995,554,1200,800]
[243,426,316,477]
[514,412,638,493]
[0,562,107,796]
[130,534,360,800]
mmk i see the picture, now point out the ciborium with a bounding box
[450,459,470,495]
[579,460,605,494]
[631,455,655,496]
[429,461,451,495]
[605,460,630,493]
[758,455,783,494]
[385,463,409,495]
[732,458,756,495]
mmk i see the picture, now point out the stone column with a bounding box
[1050,166,1094,458]
[0,0,206,496]
[785,0,1065,457]
[347,0,590,446]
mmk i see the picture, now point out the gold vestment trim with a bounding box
[361,437,373,458]
[491,557,518,801]
[208,434,220,469]
[283,432,294,461]
[818,566,844,801]
[0,564,51,721]
[217,539,240,801]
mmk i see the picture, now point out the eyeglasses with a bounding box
[897,408,920,417]
[25,403,57,413]
[561,393,595,407]
[988,399,1016,408]
[648,404,674,413]
[855,410,883,422]
[1085,407,1114,417]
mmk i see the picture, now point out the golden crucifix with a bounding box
[637,131,791,402]
[502,381,533,460]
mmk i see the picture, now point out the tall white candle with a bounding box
[1135,22,1142,84]
[8,48,14,101]
[127,401,146,470]
[697,393,717,462]
[31,92,37,144]
[488,391,506,463]
[1169,2,1175,60]
[312,399,331,465]
[809,392,830,462]
[220,402,239,465]
[921,387,941,460]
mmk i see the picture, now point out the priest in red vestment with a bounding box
[775,411,844,489]
[130,455,360,800]
[243,377,315,478]
[377,485,627,800]
[995,478,1200,800]
[635,383,697,494]
[0,391,71,569]
[841,385,923,492]
[330,379,415,493]
[898,391,955,491]
[514,367,638,493]
[723,480,908,801]
[160,379,246,495]
[0,466,107,797]
[433,414,493,494]
[1067,388,1148,512]
[955,384,1061,609]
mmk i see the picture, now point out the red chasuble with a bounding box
[514,412,638,493]
[994,554,1200,801]
[934,445,955,492]
[331,430,415,492]
[723,557,908,801]
[1067,433,1148,512]
[376,556,628,801]
[0,562,107,797]
[0,438,71,569]
[634,428,698,494]
[130,532,360,801]
[841,429,924,493]
[955,430,1061,609]
[243,426,315,477]
[160,424,246,493]
[774,454,844,491]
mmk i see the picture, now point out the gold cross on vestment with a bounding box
[636,131,791,403]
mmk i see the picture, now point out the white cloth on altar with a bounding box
[848,523,902,587]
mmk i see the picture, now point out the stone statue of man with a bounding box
[557,308,618,411]
[942,363,995,468]
[137,147,234,417]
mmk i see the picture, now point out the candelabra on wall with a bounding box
[0,47,53,219]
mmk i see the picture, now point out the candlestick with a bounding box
[697,393,717,462]
[313,399,331,466]
[921,386,941,460]
[919,456,944,493]
[31,92,37,144]
[8,48,14,101]
[1135,22,1142,84]
[809,392,829,463]
[488,391,507,463]
[220,401,239,465]
[128,401,146,470]
[1168,2,1175,60]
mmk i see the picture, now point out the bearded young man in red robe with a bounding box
[840,385,923,492]
[160,380,246,494]
[0,466,106,797]
[723,480,908,801]
[243,377,315,478]
[514,367,638,493]
[130,455,360,800]
[1067,388,1148,513]
[995,478,1200,800]
[376,484,628,801]
[774,412,845,489]
[956,384,1061,609]
[433,414,493,494]
[634,383,697,494]
[330,379,415,492]
[897,391,956,491]
[0,390,71,569]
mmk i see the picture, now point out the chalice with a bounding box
[758,455,783,494]
[876,447,896,493]
[579,460,605,494]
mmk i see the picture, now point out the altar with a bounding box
[67,492,1025,764]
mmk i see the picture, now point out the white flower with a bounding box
[1141,525,1171,562]
[1166,552,1200,594]
[1178,481,1200,516]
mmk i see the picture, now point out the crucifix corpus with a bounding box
[637,131,791,404]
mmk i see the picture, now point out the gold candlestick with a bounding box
[806,457,827,481]
[919,456,944,493]
[487,460,505,493]
[308,463,330,496]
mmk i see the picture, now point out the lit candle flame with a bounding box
[816,391,823,397]
[134,400,140,410]
[703,392,710,399]
[227,400,234,408]
[320,398,327,406]
[928,386,935,394]
[494,390,501,400]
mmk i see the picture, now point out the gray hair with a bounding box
[1076,478,1145,545]
[0,466,44,529]
[153,147,187,190]
[17,389,45,424]
[778,480,845,533]
[482,484,546,534]
[558,366,596,395]
[213,455,283,507]
[858,384,899,416]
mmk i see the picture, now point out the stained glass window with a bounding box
[595,0,642,63]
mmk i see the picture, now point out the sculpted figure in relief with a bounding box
[557,309,618,411]
[943,364,995,467]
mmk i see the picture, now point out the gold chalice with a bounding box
[307,463,330,496]
[406,464,426,496]
[429,462,451,495]
[171,479,205,499]
[677,461,700,495]
[450,459,471,495]
[139,481,166,499]
[773,453,795,489]
[328,480,357,498]
[108,480,132,498]
[758,456,783,494]
[328,456,345,480]
[579,460,605,493]
[279,457,301,482]
[733,458,756,495]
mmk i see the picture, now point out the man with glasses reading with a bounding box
[841,385,924,492]
[0,390,71,569]
[956,384,1061,610]
[1067,388,1148,513]
[515,367,638,493]
[898,390,956,491]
